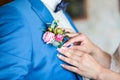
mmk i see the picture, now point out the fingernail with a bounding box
[67,44,74,48]
[63,43,69,47]
[57,48,62,52]
[63,44,66,47]
[61,47,66,50]
[57,54,60,57]
[60,64,65,67]
[57,54,62,58]
[57,48,60,51]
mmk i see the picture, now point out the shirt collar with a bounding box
[41,0,61,10]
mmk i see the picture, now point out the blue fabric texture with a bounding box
[0,0,83,80]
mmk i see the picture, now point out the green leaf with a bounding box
[58,42,63,48]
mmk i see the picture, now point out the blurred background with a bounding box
[0,0,120,54]
[65,0,120,54]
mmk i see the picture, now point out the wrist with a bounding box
[97,68,110,80]
[92,65,104,80]
[91,45,102,55]
[97,67,120,80]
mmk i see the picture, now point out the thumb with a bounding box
[64,34,84,47]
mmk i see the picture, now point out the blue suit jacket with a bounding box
[0,0,83,80]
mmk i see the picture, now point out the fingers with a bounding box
[61,64,83,75]
[64,28,75,33]
[63,33,84,47]
[57,47,84,61]
[59,47,85,57]
[70,46,81,50]
[57,54,80,67]
[70,46,87,53]
[66,33,79,38]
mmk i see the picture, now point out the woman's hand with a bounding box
[63,33,111,68]
[64,33,98,55]
[57,47,104,79]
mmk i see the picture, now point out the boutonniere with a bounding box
[43,20,69,48]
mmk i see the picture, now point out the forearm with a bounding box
[97,68,120,80]
[92,46,111,68]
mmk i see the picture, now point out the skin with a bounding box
[57,48,120,80]
[57,33,120,80]
[57,47,102,79]
[64,33,111,68]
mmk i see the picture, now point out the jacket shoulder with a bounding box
[0,5,32,60]
[0,5,26,37]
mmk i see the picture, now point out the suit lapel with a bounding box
[29,0,54,24]
[29,0,79,32]
[63,12,79,33]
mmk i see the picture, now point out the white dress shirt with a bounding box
[41,0,75,31]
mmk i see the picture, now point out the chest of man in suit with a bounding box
[0,0,83,80]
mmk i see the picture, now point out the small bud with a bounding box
[48,27,52,32]
[54,28,63,34]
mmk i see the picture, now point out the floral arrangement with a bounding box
[43,20,69,48]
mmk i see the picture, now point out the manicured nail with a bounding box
[61,47,66,50]
[67,44,74,48]
[60,64,65,67]
[57,48,60,51]
[57,48,62,52]
[57,54,60,57]
[57,54,62,58]
[63,44,67,47]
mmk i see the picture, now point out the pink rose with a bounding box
[43,32,55,44]
[55,34,63,42]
